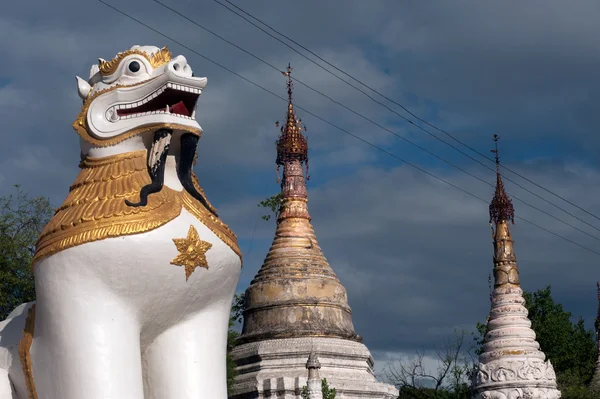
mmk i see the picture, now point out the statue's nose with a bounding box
[169,56,193,77]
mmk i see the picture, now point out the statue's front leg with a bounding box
[142,300,232,399]
[31,260,145,399]
[0,369,16,399]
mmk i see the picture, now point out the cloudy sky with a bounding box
[2,0,600,378]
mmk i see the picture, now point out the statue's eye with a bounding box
[128,61,141,73]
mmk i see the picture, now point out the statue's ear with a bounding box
[89,64,100,80]
[76,76,91,100]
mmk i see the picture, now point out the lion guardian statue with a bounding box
[0,45,242,399]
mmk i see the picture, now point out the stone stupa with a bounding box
[471,135,561,399]
[230,65,398,399]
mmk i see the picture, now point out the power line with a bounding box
[96,0,600,257]
[149,0,600,240]
[213,0,600,224]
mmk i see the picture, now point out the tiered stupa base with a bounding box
[230,337,398,399]
[473,358,560,399]
[472,286,561,399]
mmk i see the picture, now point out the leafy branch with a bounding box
[300,378,336,399]
[257,193,284,222]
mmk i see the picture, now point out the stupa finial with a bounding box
[275,63,309,180]
[306,350,321,370]
[489,134,514,225]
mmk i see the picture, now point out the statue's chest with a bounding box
[33,151,242,315]
[81,208,242,310]
[34,151,241,269]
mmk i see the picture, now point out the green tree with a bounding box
[472,286,598,397]
[524,287,597,390]
[227,293,246,396]
[257,193,284,222]
[300,378,337,399]
[0,185,53,320]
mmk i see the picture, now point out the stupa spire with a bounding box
[237,64,359,344]
[276,64,309,185]
[489,134,515,227]
[589,282,600,391]
[488,135,519,289]
[305,351,323,399]
[472,136,560,399]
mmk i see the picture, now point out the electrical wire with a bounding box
[149,0,600,240]
[213,0,600,223]
[96,0,600,257]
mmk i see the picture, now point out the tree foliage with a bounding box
[257,193,284,222]
[0,185,53,320]
[523,287,597,391]
[227,293,246,396]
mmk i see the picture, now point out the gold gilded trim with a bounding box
[191,172,218,216]
[182,175,242,263]
[33,151,182,265]
[18,304,38,399]
[99,46,172,76]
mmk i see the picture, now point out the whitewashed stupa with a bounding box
[230,65,398,399]
[471,135,561,399]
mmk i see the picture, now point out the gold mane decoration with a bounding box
[33,150,242,266]
[99,46,172,76]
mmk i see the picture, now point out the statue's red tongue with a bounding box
[169,101,190,116]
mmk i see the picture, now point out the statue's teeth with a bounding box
[165,105,170,114]
[191,109,196,119]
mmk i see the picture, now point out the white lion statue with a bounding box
[0,45,242,399]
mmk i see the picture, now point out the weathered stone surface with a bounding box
[231,337,398,399]
[238,158,360,344]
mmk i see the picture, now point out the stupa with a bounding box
[230,65,398,399]
[306,352,324,399]
[471,135,561,399]
[589,282,600,392]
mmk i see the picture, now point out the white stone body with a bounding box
[0,46,241,399]
[472,285,561,399]
[307,378,323,399]
[231,337,398,399]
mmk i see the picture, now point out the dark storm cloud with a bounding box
[1,0,599,367]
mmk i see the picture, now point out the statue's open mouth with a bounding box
[111,83,201,121]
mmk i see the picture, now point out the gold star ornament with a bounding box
[170,225,213,281]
